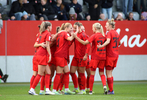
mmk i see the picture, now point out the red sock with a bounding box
[107,77,113,92]
[31,74,41,89]
[53,73,61,90]
[87,76,90,89]
[78,77,81,90]
[45,74,50,89]
[89,75,94,91]
[63,72,70,89]
[57,74,64,91]
[79,73,85,90]
[70,73,78,88]
[30,75,36,89]
[49,78,52,90]
[40,76,45,90]
[100,75,106,86]
[84,74,87,89]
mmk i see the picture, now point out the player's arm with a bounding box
[46,41,51,63]
[74,34,90,45]
[97,38,110,48]
[34,42,46,48]
[83,43,91,61]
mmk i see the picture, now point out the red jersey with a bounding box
[50,40,56,56]
[36,30,51,56]
[54,31,70,59]
[106,30,120,57]
[34,33,40,55]
[88,32,106,60]
[74,31,88,58]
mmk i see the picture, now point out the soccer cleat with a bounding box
[73,89,80,93]
[28,90,38,95]
[77,90,86,95]
[107,90,114,94]
[2,74,8,83]
[39,91,45,95]
[53,91,62,95]
[58,90,65,94]
[86,88,90,93]
[45,90,55,95]
[103,86,108,95]
[64,90,75,95]
[89,91,93,95]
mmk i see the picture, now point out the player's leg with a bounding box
[49,64,56,89]
[44,65,55,95]
[89,68,96,95]
[64,65,75,95]
[77,67,86,94]
[86,68,91,92]
[29,65,46,95]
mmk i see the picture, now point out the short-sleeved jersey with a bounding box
[106,30,120,57]
[74,31,88,58]
[88,32,106,60]
[54,31,70,59]
[34,33,40,55]
[36,30,51,56]
[50,40,56,56]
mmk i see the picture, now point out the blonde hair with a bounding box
[93,23,105,36]
[107,18,115,28]
[74,22,82,27]
[60,23,65,31]
[39,21,52,34]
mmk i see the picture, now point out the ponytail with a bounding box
[107,18,115,28]
[93,23,105,37]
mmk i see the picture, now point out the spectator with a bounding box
[0,69,8,83]
[69,7,76,20]
[36,0,57,20]
[85,13,91,21]
[23,0,36,20]
[9,0,28,20]
[126,12,134,21]
[67,0,82,20]
[52,0,68,20]
[141,12,147,21]
[101,0,113,20]
[115,13,123,21]
[134,0,147,15]
[98,13,106,21]
[123,0,133,17]
[84,0,102,20]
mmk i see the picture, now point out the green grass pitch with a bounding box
[0,81,147,100]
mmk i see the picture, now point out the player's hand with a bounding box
[97,44,103,48]
[48,55,51,63]
[41,42,47,48]
[83,55,87,61]
[94,4,98,8]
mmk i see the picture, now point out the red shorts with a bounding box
[86,60,90,69]
[55,57,68,67]
[71,57,87,67]
[36,55,49,66]
[49,56,56,66]
[32,56,38,71]
[90,60,105,71]
[106,57,118,70]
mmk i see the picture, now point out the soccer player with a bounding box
[70,22,89,94]
[29,21,54,95]
[80,25,91,92]
[97,19,121,94]
[30,25,46,90]
[52,23,76,95]
[73,23,107,95]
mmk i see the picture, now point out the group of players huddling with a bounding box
[28,19,121,95]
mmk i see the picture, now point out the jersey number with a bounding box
[97,40,105,51]
[38,36,42,43]
[57,38,60,47]
[113,37,119,48]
